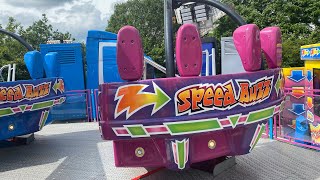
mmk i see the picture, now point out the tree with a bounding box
[209,0,320,68]
[0,15,73,80]
[21,14,73,50]
[106,0,180,71]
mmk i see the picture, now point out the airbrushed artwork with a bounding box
[0,78,65,140]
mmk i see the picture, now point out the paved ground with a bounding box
[1,122,320,180]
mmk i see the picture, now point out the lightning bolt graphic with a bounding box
[114,82,171,119]
[53,79,65,94]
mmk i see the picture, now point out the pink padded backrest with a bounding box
[233,24,262,72]
[176,24,202,77]
[116,26,144,81]
[260,27,282,69]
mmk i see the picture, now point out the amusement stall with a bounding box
[279,43,320,149]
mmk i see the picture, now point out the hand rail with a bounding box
[143,57,180,78]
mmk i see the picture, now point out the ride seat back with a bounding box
[116,26,144,81]
[24,51,44,79]
[176,24,202,77]
[43,52,60,77]
[260,27,282,69]
[233,24,262,72]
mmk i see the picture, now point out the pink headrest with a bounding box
[116,26,144,81]
[233,24,262,72]
[176,24,202,77]
[260,27,282,69]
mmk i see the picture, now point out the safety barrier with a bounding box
[50,89,96,122]
[273,88,320,150]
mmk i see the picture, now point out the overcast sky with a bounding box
[0,0,126,42]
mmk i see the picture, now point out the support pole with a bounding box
[164,0,175,77]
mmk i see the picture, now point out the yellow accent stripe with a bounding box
[301,43,320,48]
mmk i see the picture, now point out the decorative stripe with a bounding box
[26,106,32,111]
[32,100,54,110]
[0,97,64,118]
[112,127,130,136]
[249,124,266,152]
[0,108,14,117]
[145,125,168,134]
[220,120,230,126]
[172,139,189,170]
[115,129,129,135]
[112,104,281,138]
[12,107,21,113]
[238,116,248,123]
[39,110,50,130]
[124,125,150,138]
[165,118,222,136]
[245,106,275,124]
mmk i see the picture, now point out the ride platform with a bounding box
[0,122,319,180]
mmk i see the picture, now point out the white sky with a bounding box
[0,0,126,42]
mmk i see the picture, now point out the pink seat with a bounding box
[117,26,144,81]
[233,24,262,72]
[176,24,202,77]
[260,27,282,69]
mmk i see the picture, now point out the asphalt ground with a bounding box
[1,122,320,180]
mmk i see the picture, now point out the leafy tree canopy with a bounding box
[210,0,320,68]
[106,0,180,69]
[0,14,73,80]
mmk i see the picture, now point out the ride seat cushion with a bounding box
[260,27,282,68]
[233,24,262,72]
[176,24,202,77]
[24,51,44,79]
[116,26,144,81]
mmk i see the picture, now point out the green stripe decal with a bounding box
[127,126,147,136]
[246,106,275,124]
[167,119,221,135]
[252,125,265,149]
[229,115,240,127]
[19,105,27,111]
[178,141,185,169]
[40,111,49,129]
[59,97,65,103]
[32,101,54,110]
[0,108,14,117]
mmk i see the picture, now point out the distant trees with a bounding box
[0,14,73,80]
[210,0,320,68]
[108,0,320,69]
[106,0,180,69]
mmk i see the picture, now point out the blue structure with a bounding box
[43,52,60,77]
[201,37,219,76]
[86,30,124,90]
[24,51,44,79]
[40,43,85,91]
[40,43,87,121]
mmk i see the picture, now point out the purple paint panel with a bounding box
[98,68,283,170]
[100,69,282,129]
[111,122,267,170]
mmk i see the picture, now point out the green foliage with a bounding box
[106,0,180,68]
[210,0,320,68]
[0,14,73,80]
